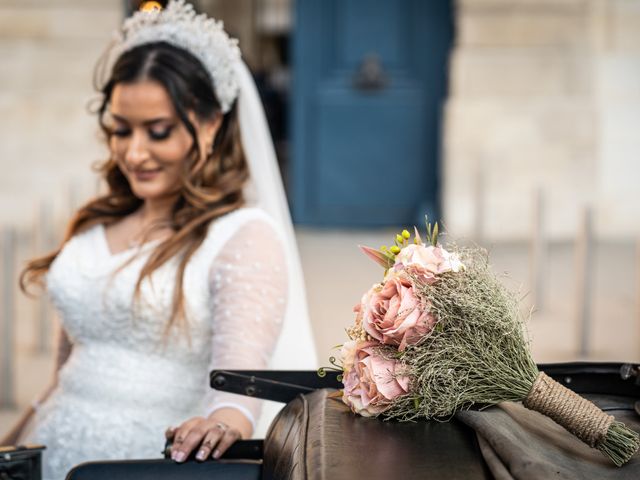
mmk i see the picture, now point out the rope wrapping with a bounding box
[523,371,613,448]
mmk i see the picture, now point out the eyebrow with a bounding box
[110,113,174,126]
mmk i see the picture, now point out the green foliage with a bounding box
[424,216,439,247]
[599,422,640,467]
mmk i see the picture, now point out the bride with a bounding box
[0,1,316,478]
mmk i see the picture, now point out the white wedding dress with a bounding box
[23,207,294,480]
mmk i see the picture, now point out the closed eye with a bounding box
[112,127,131,138]
[149,126,174,141]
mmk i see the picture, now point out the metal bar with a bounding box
[212,369,342,388]
[211,371,317,403]
[1,227,16,409]
[209,365,640,402]
[210,370,343,403]
[576,207,594,357]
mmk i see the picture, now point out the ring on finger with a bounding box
[215,422,228,432]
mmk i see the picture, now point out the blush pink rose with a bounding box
[393,244,463,285]
[342,341,410,417]
[340,339,359,373]
[361,277,437,351]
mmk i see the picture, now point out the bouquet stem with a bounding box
[523,372,639,466]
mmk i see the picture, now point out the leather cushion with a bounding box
[263,388,490,480]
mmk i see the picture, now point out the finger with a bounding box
[173,427,188,445]
[211,428,241,459]
[165,426,176,439]
[173,427,206,463]
[170,426,192,462]
[170,417,202,461]
[195,429,224,461]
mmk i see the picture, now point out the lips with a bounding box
[133,168,162,181]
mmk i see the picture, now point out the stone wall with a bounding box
[443,0,640,241]
[0,0,121,229]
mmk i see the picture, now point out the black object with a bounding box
[162,438,263,461]
[540,362,640,397]
[67,438,264,480]
[0,445,45,480]
[209,369,342,403]
[65,459,261,480]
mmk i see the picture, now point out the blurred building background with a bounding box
[2,0,640,433]
[446,0,640,242]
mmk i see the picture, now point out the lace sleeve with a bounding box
[202,218,287,428]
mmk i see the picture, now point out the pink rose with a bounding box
[393,244,463,284]
[340,339,358,373]
[342,341,409,417]
[353,301,364,326]
[362,277,437,351]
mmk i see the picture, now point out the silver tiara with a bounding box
[109,0,241,113]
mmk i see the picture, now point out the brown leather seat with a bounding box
[263,389,491,480]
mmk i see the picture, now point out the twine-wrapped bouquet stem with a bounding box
[523,371,638,467]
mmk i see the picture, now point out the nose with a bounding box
[124,129,150,167]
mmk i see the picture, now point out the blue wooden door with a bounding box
[290,0,453,226]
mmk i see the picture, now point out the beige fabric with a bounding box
[456,395,640,479]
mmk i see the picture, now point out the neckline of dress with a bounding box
[97,223,163,259]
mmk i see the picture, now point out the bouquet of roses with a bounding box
[321,221,639,467]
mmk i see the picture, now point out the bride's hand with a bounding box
[166,408,252,462]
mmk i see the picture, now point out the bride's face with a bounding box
[108,80,220,202]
